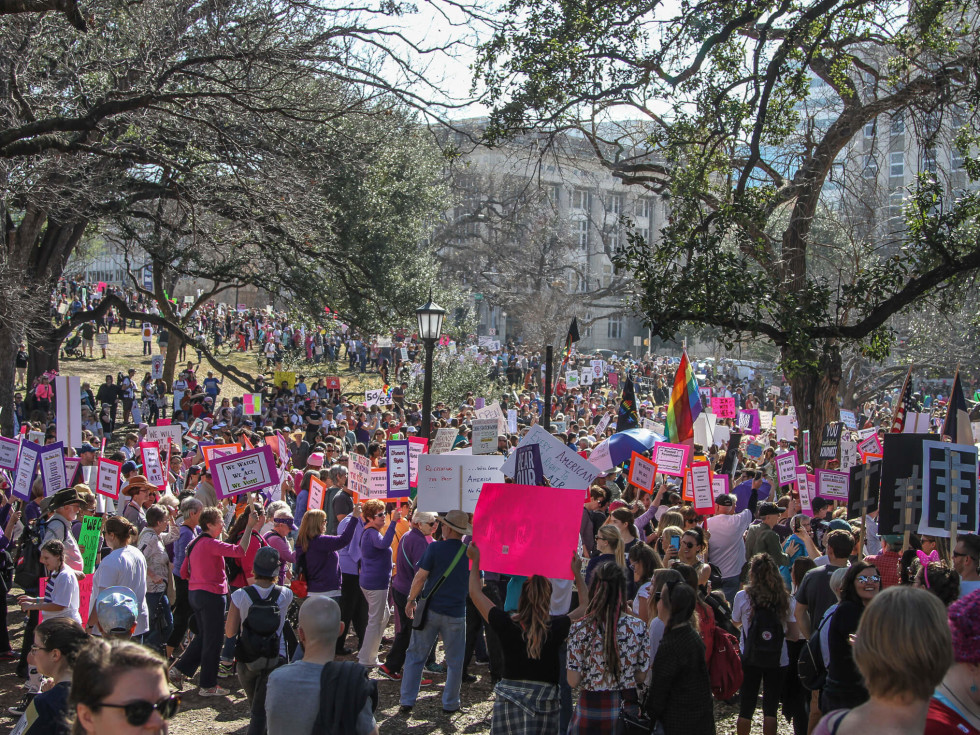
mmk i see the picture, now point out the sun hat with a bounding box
[122,474,157,497]
[439,509,472,535]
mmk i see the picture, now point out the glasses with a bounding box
[856,574,880,583]
[681,541,696,549]
[95,695,181,726]
[30,645,51,653]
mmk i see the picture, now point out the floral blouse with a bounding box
[567,614,650,690]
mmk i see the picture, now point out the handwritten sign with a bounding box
[95,457,122,499]
[364,388,393,407]
[139,442,165,487]
[475,401,507,435]
[690,461,714,513]
[146,424,183,454]
[348,453,371,497]
[308,476,327,510]
[596,413,613,435]
[737,409,761,435]
[627,452,657,492]
[499,424,600,490]
[79,515,104,574]
[815,468,849,500]
[417,455,504,513]
[431,428,457,455]
[839,410,857,429]
[408,437,428,486]
[471,418,498,455]
[652,441,691,477]
[385,440,411,498]
[711,396,737,419]
[210,446,278,499]
[0,436,18,472]
[711,474,729,498]
[775,451,798,486]
[856,432,882,457]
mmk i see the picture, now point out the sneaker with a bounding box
[8,693,34,716]
[168,667,185,691]
[217,661,235,678]
[424,662,446,674]
[198,686,230,697]
[462,673,477,684]
[398,705,413,715]
[378,665,402,681]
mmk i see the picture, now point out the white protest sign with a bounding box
[775,451,798,486]
[385,441,411,496]
[459,455,505,514]
[211,446,278,499]
[38,444,67,496]
[580,370,593,386]
[652,442,690,477]
[591,359,603,378]
[475,401,507,434]
[816,469,849,501]
[471,418,498,455]
[839,410,857,429]
[364,389,393,407]
[588,440,613,472]
[596,413,612,435]
[0,436,19,472]
[145,424,183,453]
[758,410,773,432]
[96,458,121,499]
[367,469,388,499]
[416,457,462,512]
[11,441,39,502]
[775,415,796,443]
[408,438,427,486]
[553,420,567,434]
[796,468,814,515]
[690,462,714,512]
[499,424,601,490]
[348,453,370,496]
[507,409,518,434]
[151,355,165,380]
[28,431,44,446]
[400,347,409,361]
[431,428,457,455]
[566,370,579,388]
[839,440,858,470]
[141,444,165,486]
[55,376,82,450]
[693,412,716,449]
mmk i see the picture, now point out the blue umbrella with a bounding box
[601,428,664,467]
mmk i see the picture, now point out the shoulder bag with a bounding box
[412,543,466,631]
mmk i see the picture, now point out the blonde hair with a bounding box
[297,509,326,552]
[596,525,626,569]
[660,525,684,551]
[853,586,952,701]
[657,511,684,535]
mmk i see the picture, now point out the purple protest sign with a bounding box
[737,409,761,435]
[513,444,544,486]
[38,441,67,496]
[210,446,278,500]
[11,440,42,501]
[0,436,19,472]
[386,440,411,498]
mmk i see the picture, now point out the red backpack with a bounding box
[708,629,744,701]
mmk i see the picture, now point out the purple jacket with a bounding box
[300,519,356,593]
[358,519,398,590]
[0,504,11,552]
[172,524,199,581]
[338,515,364,576]
[264,531,296,585]
[392,528,429,596]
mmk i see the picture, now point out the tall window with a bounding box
[572,188,590,211]
[636,198,652,221]
[952,149,966,171]
[577,219,590,250]
[862,154,878,178]
[607,316,623,340]
[548,184,561,206]
[888,192,904,221]
[922,148,938,174]
[864,120,876,138]
[891,114,904,136]
[889,152,904,178]
[609,194,623,216]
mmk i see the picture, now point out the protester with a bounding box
[585,524,626,585]
[93,587,139,639]
[137,504,179,653]
[926,589,980,733]
[89,517,149,639]
[913,559,961,605]
[266,596,379,735]
[15,618,90,735]
[296,507,359,598]
[815,587,952,735]
[357,500,401,667]
[705,493,753,604]
[953,534,980,596]
[18,541,82,624]
[629,542,662,623]
[167,496,202,660]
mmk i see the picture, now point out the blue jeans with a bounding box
[399,610,466,710]
[720,575,741,606]
[144,591,173,654]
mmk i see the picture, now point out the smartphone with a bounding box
[670,536,680,551]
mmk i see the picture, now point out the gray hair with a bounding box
[830,566,849,600]
[327,465,348,483]
[179,497,204,516]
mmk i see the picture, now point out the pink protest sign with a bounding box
[608,372,619,387]
[473,483,581,580]
[242,393,261,415]
[408,437,428,487]
[39,574,93,626]
[795,467,813,517]
[711,396,737,419]
[308,476,326,510]
[775,451,798,487]
[711,473,729,498]
[815,468,849,500]
[652,441,691,477]
[96,457,121,499]
[210,445,278,500]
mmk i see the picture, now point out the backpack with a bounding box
[14,516,49,591]
[708,629,744,700]
[742,604,785,669]
[225,531,267,587]
[798,605,836,691]
[235,585,283,669]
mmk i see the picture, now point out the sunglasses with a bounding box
[857,574,880,583]
[96,694,181,726]
[952,550,971,558]
[681,541,696,549]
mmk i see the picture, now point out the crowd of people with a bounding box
[1,277,978,735]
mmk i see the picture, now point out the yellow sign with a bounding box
[273,370,296,389]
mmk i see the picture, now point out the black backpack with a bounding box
[798,605,835,690]
[14,516,50,592]
[225,530,267,586]
[235,585,283,668]
[742,604,785,668]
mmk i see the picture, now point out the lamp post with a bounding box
[416,294,446,442]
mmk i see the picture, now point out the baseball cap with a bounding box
[715,494,736,507]
[757,502,781,517]
[881,534,904,547]
[121,460,139,475]
[252,547,281,579]
[95,586,139,636]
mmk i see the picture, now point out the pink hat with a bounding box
[948,589,980,663]
[307,452,324,468]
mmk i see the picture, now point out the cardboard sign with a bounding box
[201,443,242,470]
[37,442,67,496]
[78,515,104,574]
[408,437,428,486]
[856,432,882,457]
[819,422,842,460]
[587,439,613,472]
[712,474,729,498]
[473,483,581,580]
[145,424,183,453]
[367,469,389,500]
[513,444,544,486]
[243,393,262,415]
[627,452,657,492]
[499,424,600,490]
[308,476,326,510]
[151,355,165,380]
[139,442,165,487]
[839,410,858,429]
[95,457,122,499]
[416,455,505,513]
[431,428,458,455]
[711,396,736,419]
[652,441,691,477]
[471,418,499,455]
[775,451,798,487]
[918,440,979,538]
[758,410,773,432]
[0,436,19,472]
[348,453,371,497]
[690,461,714,513]
[364,388,393,407]
[210,445,279,499]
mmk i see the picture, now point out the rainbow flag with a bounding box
[666,351,703,445]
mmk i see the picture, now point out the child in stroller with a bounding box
[61,330,83,359]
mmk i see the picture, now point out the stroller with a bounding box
[61,330,83,359]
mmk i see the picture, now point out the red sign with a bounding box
[324,377,342,390]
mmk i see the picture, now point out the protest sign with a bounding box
[856,432,882,457]
[273,371,296,389]
[596,413,612,435]
[902,413,932,433]
[64,457,80,486]
[795,468,813,516]
[690,461,714,513]
[40,575,93,627]
[711,396,737,419]
[713,424,731,446]
[801,430,811,464]
[408,437,428,486]
[566,370,579,388]
[580,370,593,386]
[553,420,567,434]
[775,451,798,487]
[587,439,613,472]
[475,401,507,434]
[28,430,44,446]
[417,455,504,513]
[38,442,66,496]
[151,355,164,380]
[473,483,581,579]
[471,418,499,455]
[693,412,716,449]
[815,468,849,500]
[590,359,603,378]
[652,442,690,477]
[210,446,278,499]
[364,388,393,407]
[10,440,38,501]
[513,444,544,486]
[96,457,122,499]
[55,376,82,450]
[96,332,109,346]
[839,410,857,429]
[242,393,262,415]
[877,433,930,536]
[140,442,165,486]
[79,515,104,574]
[608,372,619,387]
[385,440,411,498]
[366,469,388,500]
[201,443,242,470]
[146,424,183,453]
[746,442,764,459]
[839,440,858,471]
[847,460,882,526]
[918,440,979,539]
[431,428,457,455]
[348,453,371,497]
[308,476,326,510]
[711,474,729,498]
[758,410,773,432]
[818,422,842,460]
[507,409,518,433]
[698,386,712,404]
[324,377,342,390]
[627,452,657,492]
[500,425,600,490]
[775,415,796,443]
[0,436,18,472]
[737,409,761,435]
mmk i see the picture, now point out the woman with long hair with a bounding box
[926,589,980,734]
[566,562,649,733]
[585,525,626,585]
[629,543,663,623]
[16,618,90,735]
[678,527,711,587]
[732,553,798,735]
[89,517,149,638]
[645,579,715,734]
[606,508,639,553]
[295,507,359,598]
[468,544,588,734]
[71,639,180,735]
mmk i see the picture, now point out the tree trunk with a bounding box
[163,333,182,388]
[27,313,62,384]
[785,343,842,468]
[0,322,20,436]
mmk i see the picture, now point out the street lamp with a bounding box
[416,293,446,441]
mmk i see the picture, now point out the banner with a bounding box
[95,457,122,499]
[499,425,600,490]
[473,483,581,579]
[210,446,279,499]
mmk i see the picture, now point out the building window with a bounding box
[864,120,876,138]
[923,148,938,174]
[577,273,588,293]
[636,198,652,221]
[862,154,878,178]
[891,114,904,136]
[572,188,590,211]
[607,316,623,340]
[576,219,590,250]
[548,184,561,206]
[607,227,621,252]
[952,149,966,171]
[609,194,623,216]
[889,192,904,221]
[889,152,904,178]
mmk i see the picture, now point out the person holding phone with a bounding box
[586,526,626,586]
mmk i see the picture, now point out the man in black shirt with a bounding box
[304,399,323,444]
[95,374,120,432]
